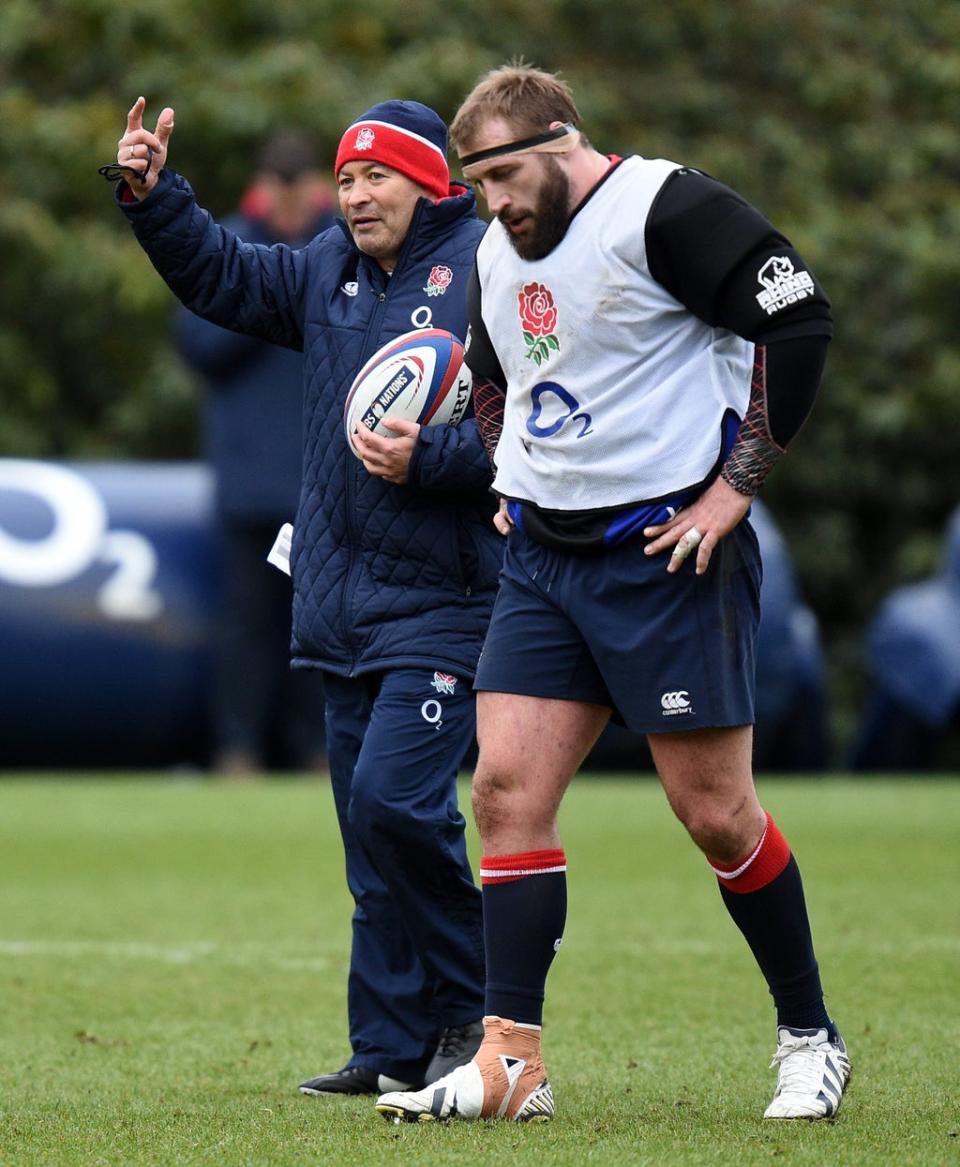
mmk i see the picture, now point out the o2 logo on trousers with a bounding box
[421,699,443,730]
[0,460,162,621]
[526,382,593,439]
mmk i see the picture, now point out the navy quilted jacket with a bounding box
[173,202,335,522]
[120,169,500,678]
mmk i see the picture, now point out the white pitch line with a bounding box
[0,938,331,972]
[572,935,960,956]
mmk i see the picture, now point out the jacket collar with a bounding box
[336,183,478,279]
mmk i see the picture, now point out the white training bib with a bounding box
[476,156,753,511]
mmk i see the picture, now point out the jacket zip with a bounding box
[338,204,426,671]
[339,288,389,672]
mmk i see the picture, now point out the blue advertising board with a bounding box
[0,461,218,767]
[1,460,829,771]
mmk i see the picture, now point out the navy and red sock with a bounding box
[479,848,567,1026]
[710,811,834,1035]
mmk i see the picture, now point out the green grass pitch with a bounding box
[1,775,958,1166]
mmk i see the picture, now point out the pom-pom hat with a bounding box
[335,100,450,201]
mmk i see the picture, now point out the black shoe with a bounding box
[424,1020,484,1085]
[298,1065,413,1096]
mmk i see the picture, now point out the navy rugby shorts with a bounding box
[474,521,761,734]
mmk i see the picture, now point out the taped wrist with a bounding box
[721,345,783,496]
[473,375,506,469]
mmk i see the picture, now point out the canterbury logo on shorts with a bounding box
[660,690,693,715]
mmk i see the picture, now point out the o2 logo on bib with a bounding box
[526,382,593,439]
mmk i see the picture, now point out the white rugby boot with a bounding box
[375,1015,555,1123]
[764,1025,851,1119]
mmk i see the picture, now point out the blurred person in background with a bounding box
[104,96,496,1099]
[851,503,960,770]
[748,500,829,772]
[174,132,334,777]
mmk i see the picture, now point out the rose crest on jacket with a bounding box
[425,265,454,297]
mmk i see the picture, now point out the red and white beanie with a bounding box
[335,100,450,201]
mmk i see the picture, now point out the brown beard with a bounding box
[501,158,571,260]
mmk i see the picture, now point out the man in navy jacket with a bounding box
[110,97,498,1095]
[174,131,334,776]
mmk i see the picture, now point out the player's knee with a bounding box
[470,773,496,837]
[676,801,756,860]
[471,763,519,838]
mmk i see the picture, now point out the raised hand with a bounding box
[115,97,175,200]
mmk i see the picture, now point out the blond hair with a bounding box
[450,63,582,155]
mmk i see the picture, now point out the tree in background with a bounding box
[1,0,958,752]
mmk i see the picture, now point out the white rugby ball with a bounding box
[344,328,472,456]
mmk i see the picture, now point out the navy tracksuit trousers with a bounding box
[323,667,485,1084]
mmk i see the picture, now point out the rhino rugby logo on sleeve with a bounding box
[755,256,815,315]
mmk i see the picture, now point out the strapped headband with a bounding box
[459,123,579,174]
